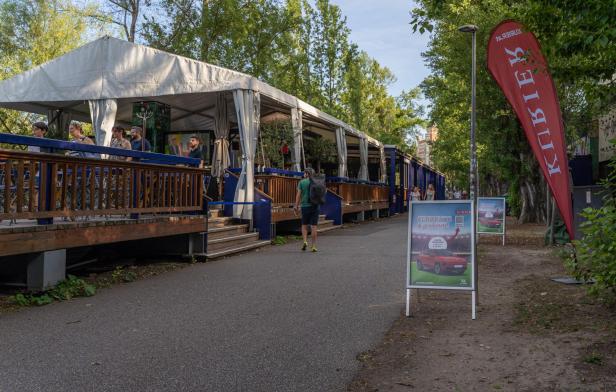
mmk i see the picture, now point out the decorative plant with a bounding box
[257,120,294,168]
[304,137,337,173]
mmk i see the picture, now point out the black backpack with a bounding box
[309,175,327,205]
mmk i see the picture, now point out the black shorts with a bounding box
[301,205,320,226]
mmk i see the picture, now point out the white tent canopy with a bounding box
[0,36,380,146]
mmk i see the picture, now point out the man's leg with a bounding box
[301,224,308,251]
[311,206,318,251]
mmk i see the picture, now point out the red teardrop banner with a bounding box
[487,20,574,238]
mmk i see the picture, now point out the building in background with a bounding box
[416,125,438,166]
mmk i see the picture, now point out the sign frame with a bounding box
[477,197,506,246]
[406,200,477,319]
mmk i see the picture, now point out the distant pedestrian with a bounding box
[294,167,323,252]
[411,186,421,201]
[425,183,435,200]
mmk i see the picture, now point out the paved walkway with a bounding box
[0,215,407,392]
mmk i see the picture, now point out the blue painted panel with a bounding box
[222,172,238,217]
[322,191,343,225]
[253,198,272,240]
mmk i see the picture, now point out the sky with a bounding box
[330,0,431,98]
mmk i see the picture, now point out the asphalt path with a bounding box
[0,215,408,392]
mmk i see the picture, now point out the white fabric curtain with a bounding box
[335,127,348,177]
[233,89,261,219]
[212,92,231,178]
[291,107,304,172]
[358,136,369,180]
[88,99,118,146]
[46,109,72,140]
[379,145,387,183]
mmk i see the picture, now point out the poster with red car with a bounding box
[407,201,475,290]
[477,197,506,235]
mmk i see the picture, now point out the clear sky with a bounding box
[331,0,431,98]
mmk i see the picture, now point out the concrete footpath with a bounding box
[0,215,408,392]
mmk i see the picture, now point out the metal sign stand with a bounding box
[406,200,477,320]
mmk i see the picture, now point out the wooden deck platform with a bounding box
[0,215,206,257]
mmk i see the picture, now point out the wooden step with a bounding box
[317,224,342,233]
[207,224,249,240]
[208,216,233,228]
[209,209,224,218]
[317,219,334,229]
[207,232,260,252]
[205,240,271,259]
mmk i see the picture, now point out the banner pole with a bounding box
[472,290,477,319]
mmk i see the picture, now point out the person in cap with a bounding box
[294,167,319,252]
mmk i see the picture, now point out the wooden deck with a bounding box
[0,215,206,257]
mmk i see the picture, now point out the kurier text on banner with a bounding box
[487,20,574,238]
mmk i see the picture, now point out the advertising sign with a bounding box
[407,200,475,291]
[477,197,506,235]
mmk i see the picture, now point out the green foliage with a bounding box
[273,235,288,245]
[141,0,422,151]
[572,148,616,303]
[10,275,96,307]
[258,120,294,168]
[0,0,102,136]
[304,137,336,172]
[111,266,137,283]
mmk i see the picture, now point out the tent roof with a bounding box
[0,36,382,147]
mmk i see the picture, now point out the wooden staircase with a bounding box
[316,214,342,233]
[205,209,270,259]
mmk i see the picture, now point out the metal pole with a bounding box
[471,29,479,308]
[471,30,477,202]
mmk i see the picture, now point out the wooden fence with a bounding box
[0,150,205,221]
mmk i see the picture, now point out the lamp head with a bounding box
[458,24,478,33]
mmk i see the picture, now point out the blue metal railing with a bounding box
[0,133,201,167]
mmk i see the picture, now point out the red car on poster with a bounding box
[478,216,502,228]
[416,248,467,275]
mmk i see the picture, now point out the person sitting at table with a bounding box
[67,122,99,159]
[188,134,205,168]
[110,126,132,161]
[130,126,151,152]
[28,122,52,153]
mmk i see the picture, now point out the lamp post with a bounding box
[459,24,479,317]
[458,24,478,202]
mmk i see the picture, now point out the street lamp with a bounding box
[458,24,478,203]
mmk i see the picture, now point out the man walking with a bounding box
[294,168,320,252]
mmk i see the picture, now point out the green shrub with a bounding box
[572,143,616,303]
[9,275,96,307]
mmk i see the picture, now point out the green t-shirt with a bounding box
[298,178,312,207]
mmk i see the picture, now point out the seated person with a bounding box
[110,126,132,161]
[67,122,100,159]
[188,134,205,168]
[130,126,151,154]
[28,122,52,153]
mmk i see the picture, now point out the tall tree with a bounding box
[105,0,143,42]
[0,0,97,134]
